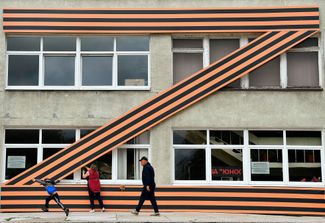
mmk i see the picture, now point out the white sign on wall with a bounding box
[251,162,270,174]
[7,156,26,169]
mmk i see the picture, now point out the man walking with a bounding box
[131,156,160,216]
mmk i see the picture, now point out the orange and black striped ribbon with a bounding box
[1,186,325,215]
[2,6,319,33]
[3,29,318,186]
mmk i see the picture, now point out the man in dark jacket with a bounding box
[131,156,160,216]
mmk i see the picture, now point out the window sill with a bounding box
[5,86,151,91]
[221,87,323,91]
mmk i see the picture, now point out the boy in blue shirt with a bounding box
[33,178,69,216]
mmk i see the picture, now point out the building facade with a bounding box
[0,0,325,215]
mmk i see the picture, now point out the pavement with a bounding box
[0,212,325,223]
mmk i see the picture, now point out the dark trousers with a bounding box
[45,193,65,210]
[89,190,104,210]
[135,186,159,213]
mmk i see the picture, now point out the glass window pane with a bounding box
[173,39,203,48]
[225,79,241,88]
[210,130,243,145]
[42,129,76,144]
[126,131,150,144]
[251,149,283,181]
[5,148,37,180]
[44,56,75,86]
[210,39,239,63]
[118,55,148,86]
[118,148,148,180]
[173,53,203,84]
[80,129,96,138]
[173,130,207,144]
[289,149,321,182]
[286,131,321,146]
[116,36,149,51]
[43,37,76,51]
[293,38,318,48]
[87,153,112,179]
[81,37,114,51]
[5,129,39,144]
[249,131,283,145]
[43,148,73,179]
[249,57,280,87]
[8,55,39,86]
[175,149,206,180]
[211,149,243,181]
[287,52,319,87]
[7,37,40,51]
[82,56,112,86]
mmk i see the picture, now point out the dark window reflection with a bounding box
[5,129,39,144]
[5,148,37,180]
[44,56,75,86]
[251,149,283,181]
[117,55,148,86]
[116,36,149,51]
[82,56,113,86]
[8,55,39,86]
[175,149,206,180]
[42,129,75,144]
[249,131,283,145]
[7,37,40,51]
[210,130,243,145]
[173,130,207,144]
[43,37,76,51]
[81,37,114,51]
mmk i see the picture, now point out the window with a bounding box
[287,38,319,88]
[6,36,150,90]
[210,39,241,88]
[173,39,203,84]
[173,129,323,185]
[173,130,244,182]
[3,129,150,183]
[175,149,206,180]
[172,36,320,89]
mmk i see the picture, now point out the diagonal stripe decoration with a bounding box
[2,6,320,193]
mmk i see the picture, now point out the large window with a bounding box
[3,129,150,183]
[173,129,323,185]
[6,36,150,90]
[172,36,320,89]
[173,130,244,182]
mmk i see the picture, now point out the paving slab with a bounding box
[0,212,325,223]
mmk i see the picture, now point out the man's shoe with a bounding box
[150,212,160,216]
[101,208,106,212]
[131,210,139,215]
[41,207,48,212]
[64,208,69,216]
[89,209,95,213]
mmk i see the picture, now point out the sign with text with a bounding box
[7,156,26,169]
[251,162,270,174]
[212,166,242,177]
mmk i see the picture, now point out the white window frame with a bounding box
[2,128,150,185]
[5,36,151,91]
[172,129,325,187]
[172,35,321,89]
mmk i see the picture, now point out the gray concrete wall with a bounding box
[0,0,324,184]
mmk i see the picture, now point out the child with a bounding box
[33,178,69,216]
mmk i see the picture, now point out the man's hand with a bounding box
[146,185,150,192]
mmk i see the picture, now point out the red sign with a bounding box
[212,166,242,177]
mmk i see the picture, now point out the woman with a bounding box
[83,164,105,212]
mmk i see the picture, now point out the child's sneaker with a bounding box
[41,207,48,212]
[89,209,95,213]
[64,208,69,216]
